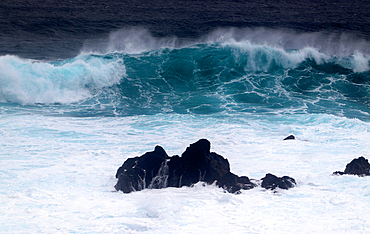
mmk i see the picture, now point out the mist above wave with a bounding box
[82,27,370,56]
[81,26,370,73]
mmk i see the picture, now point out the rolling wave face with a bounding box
[0,54,125,105]
[116,42,370,118]
[1,28,370,119]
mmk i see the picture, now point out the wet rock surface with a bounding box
[115,139,295,193]
[333,156,370,176]
[261,173,296,190]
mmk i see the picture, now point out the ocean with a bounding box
[1,0,370,233]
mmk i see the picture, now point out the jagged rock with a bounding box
[114,146,168,192]
[261,173,296,190]
[114,139,297,194]
[283,135,295,140]
[333,156,370,176]
[115,139,256,193]
[176,139,226,187]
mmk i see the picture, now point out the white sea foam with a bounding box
[339,52,370,73]
[221,40,330,71]
[0,54,125,105]
[1,113,370,233]
[204,27,370,57]
[222,39,370,73]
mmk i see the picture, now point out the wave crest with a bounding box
[222,40,370,73]
[81,27,370,73]
[0,54,125,105]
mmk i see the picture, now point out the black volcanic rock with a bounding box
[114,145,168,193]
[333,156,370,176]
[283,135,295,140]
[261,173,296,190]
[114,139,296,194]
[115,139,256,193]
[237,176,256,190]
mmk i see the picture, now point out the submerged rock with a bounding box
[115,139,296,194]
[333,156,370,176]
[261,173,296,190]
[283,135,295,140]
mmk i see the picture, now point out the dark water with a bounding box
[1,0,370,120]
[1,0,370,59]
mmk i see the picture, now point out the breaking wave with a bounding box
[1,27,369,119]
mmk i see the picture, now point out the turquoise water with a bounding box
[1,30,370,120]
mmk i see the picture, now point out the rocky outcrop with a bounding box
[115,139,295,194]
[333,156,370,176]
[114,145,168,193]
[261,173,296,190]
